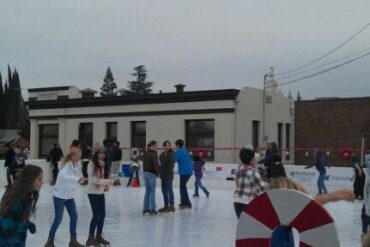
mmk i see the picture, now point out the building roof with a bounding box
[27,89,240,110]
[28,86,72,92]
[296,96,370,104]
[79,88,97,93]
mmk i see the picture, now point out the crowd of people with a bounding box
[1,140,370,246]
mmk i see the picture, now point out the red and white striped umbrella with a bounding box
[236,189,339,247]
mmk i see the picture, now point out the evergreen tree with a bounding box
[122,65,154,95]
[100,67,117,97]
[297,91,302,101]
[0,72,4,128]
[0,72,3,98]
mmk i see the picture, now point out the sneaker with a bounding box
[158,207,169,213]
[192,194,199,198]
[206,192,210,198]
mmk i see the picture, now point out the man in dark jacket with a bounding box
[4,143,16,187]
[258,142,280,181]
[111,141,123,185]
[158,141,175,213]
[47,143,64,185]
[142,140,159,215]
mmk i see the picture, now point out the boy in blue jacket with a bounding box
[175,139,193,209]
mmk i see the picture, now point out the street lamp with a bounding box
[262,73,268,147]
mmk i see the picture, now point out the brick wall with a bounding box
[294,97,370,167]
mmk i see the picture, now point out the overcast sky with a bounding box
[1,0,369,99]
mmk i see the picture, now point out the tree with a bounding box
[121,65,154,95]
[288,90,292,100]
[296,91,302,101]
[100,67,117,97]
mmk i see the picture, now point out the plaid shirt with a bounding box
[234,165,266,203]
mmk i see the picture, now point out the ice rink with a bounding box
[2,177,364,247]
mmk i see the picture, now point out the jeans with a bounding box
[317,173,328,194]
[111,161,121,180]
[52,161,59,182]
[6,167,11,186]
[48,197,78,238]
[88,194,106,236]
[161,179,174,206]
[194,177,209,196]
[180,175,192,207]
[127,166,140,186]
[143,172,157,211]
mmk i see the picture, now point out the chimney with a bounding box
[175,83,186,93]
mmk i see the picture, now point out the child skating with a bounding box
[192,153,209,198]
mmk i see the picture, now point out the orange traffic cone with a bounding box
[131,177,139,187]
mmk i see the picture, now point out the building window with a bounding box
[185,119,214,160]
[131,121,146,149]
[252,121,260,151]
[39,124,59,158]
[285,123,291,160]
[106,122,117,141]
[79,123,93,147]
[277,123,283,150]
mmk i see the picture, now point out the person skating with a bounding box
[9,154,26,186]
[44,147,86,247]
[86,146,114,246]
[142,141,160,216]
[80,142,92,186]
[234,147,266,218]
[351,156,366,200]
[192,153,209,198]
[0,165,43,247]
[305,150,329,195]
[47,143,64,186]
[110,141,122,186]
[158,141,175,213]
[4,143,16,188]
[175,139,193,209]
[126,148,141,187]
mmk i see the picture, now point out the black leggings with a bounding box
[88,194,106,236]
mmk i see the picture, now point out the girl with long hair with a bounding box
[85,146,113,246]
[45,147,86,247]
[0,165,43,247]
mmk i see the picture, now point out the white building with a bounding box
[27,82,294,163]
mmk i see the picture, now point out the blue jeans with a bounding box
[48,197,78,238]
[88,194,105,236]
[143,172,157,211]
[180,175,192,207]
[161,179,174,206]
[318,173,328,194]
[194,177,209,196]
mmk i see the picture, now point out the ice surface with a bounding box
[1,177,363,247]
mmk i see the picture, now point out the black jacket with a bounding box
[47,147,63,163]
[159,150,175,180]
[112,147,122,162]
[4,148,15,167]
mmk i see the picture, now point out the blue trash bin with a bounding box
[121,163,132,177]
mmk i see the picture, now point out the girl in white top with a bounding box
[45,147,86,247]
[86,146,113,247]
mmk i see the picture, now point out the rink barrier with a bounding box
[0,160,362,188]
[236,189,340,247]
